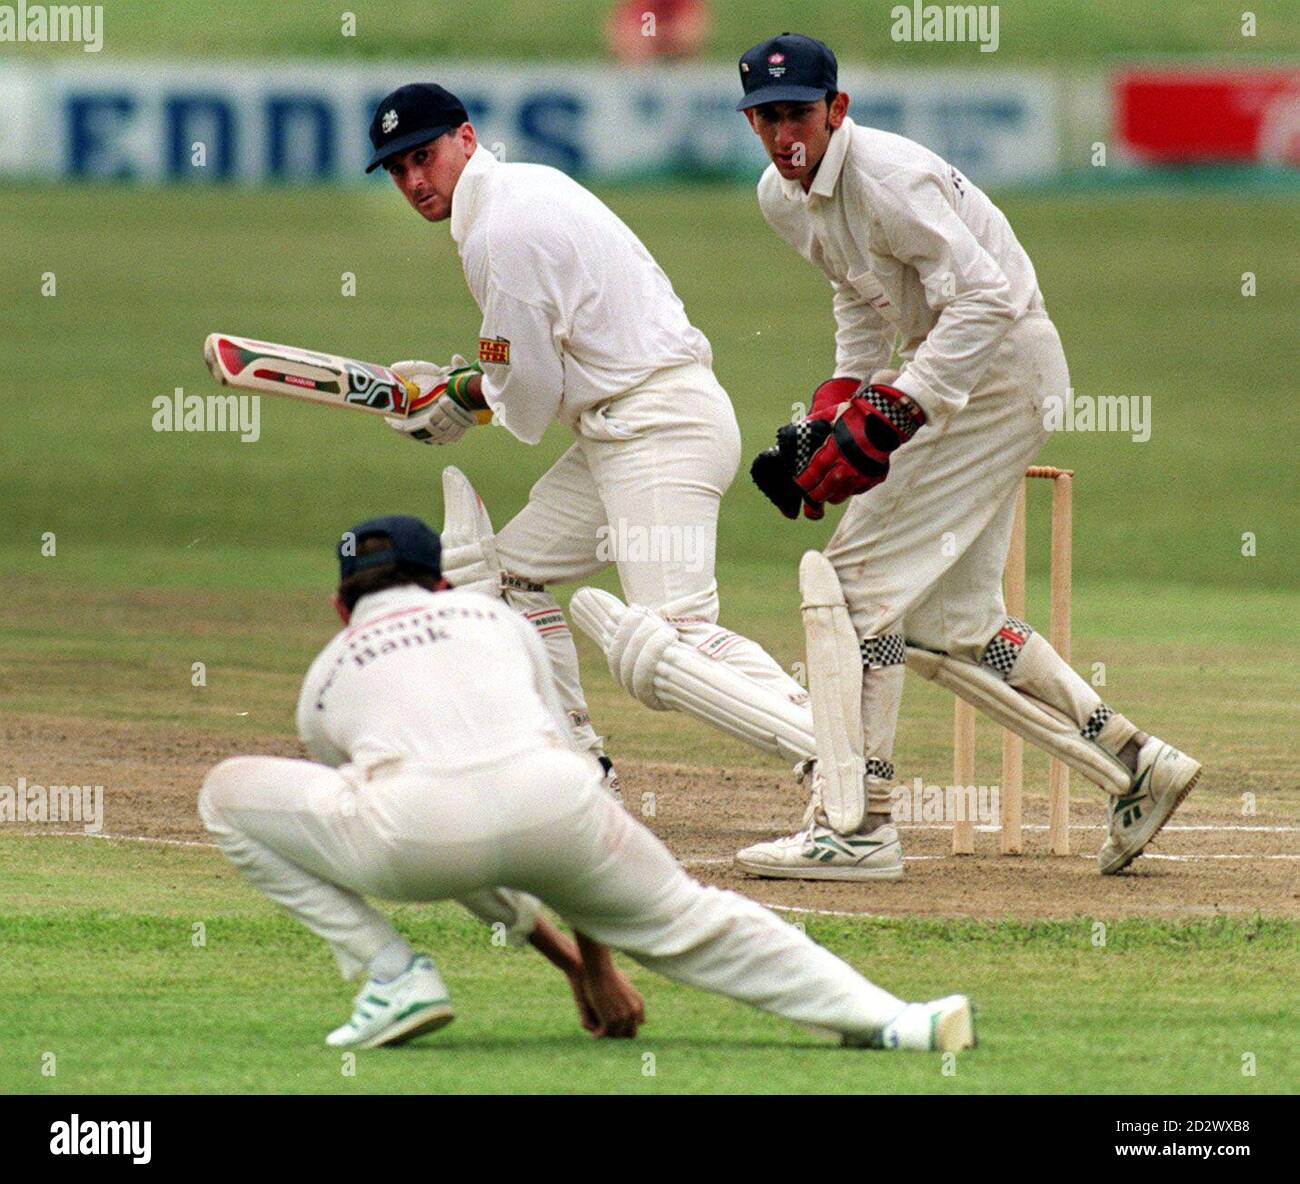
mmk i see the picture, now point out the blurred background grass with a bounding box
[2,185,1294,593]
[14,0,1299,62]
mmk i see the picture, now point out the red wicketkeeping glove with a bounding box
[782,383,926,506]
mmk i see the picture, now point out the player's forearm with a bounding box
[574,930,616,977]
[527,914,583,977]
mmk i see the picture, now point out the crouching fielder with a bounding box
[199,515,974,1052]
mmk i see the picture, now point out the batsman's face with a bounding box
[385,124,477,222]
[745,94,849,188]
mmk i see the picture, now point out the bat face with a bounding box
[204,333,436,418]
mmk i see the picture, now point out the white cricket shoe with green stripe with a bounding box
[851,995,976,1052]
[325,955,455,1049]
[1099,738,1202,875]
[734,821,904,881]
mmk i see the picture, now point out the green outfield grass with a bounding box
[18,0,1300,63]
[0,837,1293,1094]
[2,185,1296,777]
[2,185,1295,590]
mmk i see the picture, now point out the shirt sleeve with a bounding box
[875,168,1019,424]
[830,277,895,381]
[475,218,567,445]
[295,649,349,767]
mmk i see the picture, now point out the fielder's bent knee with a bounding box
[197,756,258,827]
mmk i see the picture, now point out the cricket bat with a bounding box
[203,332,440,418]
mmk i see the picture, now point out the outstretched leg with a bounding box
[525,772,973,1051]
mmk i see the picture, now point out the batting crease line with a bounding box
[903,824,1298,833]
[16,832,1299,867]
[682,853,1299,868]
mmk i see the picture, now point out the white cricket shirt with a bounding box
[758,116,1045,426]
[450,146,713,444]
[296,585,572,773]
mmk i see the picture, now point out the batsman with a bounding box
[719,33,1202,880]
[364,82,813,792]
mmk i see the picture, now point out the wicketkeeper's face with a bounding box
[745,94,848,186]
[385,124,477,222]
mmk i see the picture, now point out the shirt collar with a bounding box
[449,145,497,246]
[346,585,438,628]
[779,116,854,204]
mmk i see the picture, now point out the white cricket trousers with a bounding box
[487,360,809,754]
[199,746,904,1042]
[829,310,1067,651]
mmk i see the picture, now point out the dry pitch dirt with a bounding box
[4,712,1296,920]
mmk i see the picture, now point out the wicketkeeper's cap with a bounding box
[338,515,442,581]
[365,83,469,173]
[736,32,838,111]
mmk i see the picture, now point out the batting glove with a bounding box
[387,356,478,445]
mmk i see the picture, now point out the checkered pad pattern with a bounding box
[862,387,919,438]
[865,758,895,781]
[860,634,906,670]
[1081,704,1114,741]
[980,616,1034,678]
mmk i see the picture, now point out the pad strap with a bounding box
[980,616,1034,678]
[860,634,906,670]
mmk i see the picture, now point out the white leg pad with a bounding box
[440,467,603,755]
[439,465,501,597]
[570,587,816,763]
[800,552,866,834]
[905,646,1130,794]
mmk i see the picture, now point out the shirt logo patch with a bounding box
[479,337,511,365]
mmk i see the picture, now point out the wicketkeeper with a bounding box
[364,82,813,792]
[719,33,1202,880]
[198,516,975,1052]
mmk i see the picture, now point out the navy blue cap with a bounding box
[338,515,442,581]
[366,83,468,173]
[737,33,838,111]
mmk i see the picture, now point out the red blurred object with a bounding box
[606,0,711,62]
[1115,68,1300,165]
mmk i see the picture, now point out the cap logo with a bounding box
[381,109,399,134]
[768,52,785,64]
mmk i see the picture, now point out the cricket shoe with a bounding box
[598,754,624,806]
[325,955,454,1049]
[734,821,904,881]
[845,995,976,1052]
[1098,737,1202,875]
